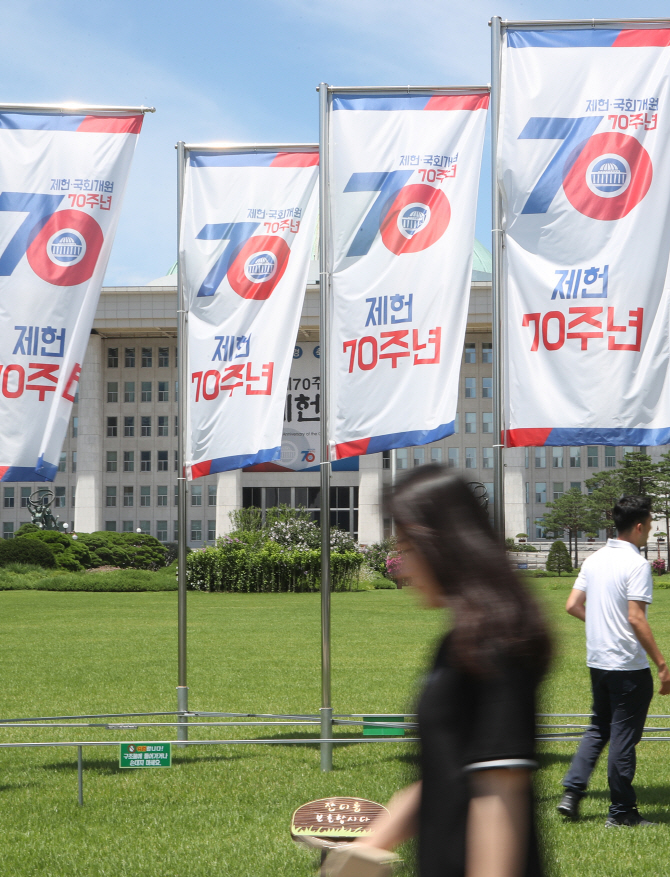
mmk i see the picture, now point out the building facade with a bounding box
[0,246,659,545]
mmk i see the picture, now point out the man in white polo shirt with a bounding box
[557,495,670,826]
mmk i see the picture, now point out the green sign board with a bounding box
[119,743,171,768]
[362,716,405,737]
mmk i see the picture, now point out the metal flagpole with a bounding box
[390,450,397,535]
[490,16,506,540]
[318,82,333,772]
[176,141,189,743]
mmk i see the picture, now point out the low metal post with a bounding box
[77,745,83,806]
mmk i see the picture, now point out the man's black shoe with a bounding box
[557,791,582,819]
[605,808,657,827]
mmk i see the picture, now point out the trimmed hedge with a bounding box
[12,528,167,571]
[0,537,56,568]
[186,541,364,593]
[0,565,177,592]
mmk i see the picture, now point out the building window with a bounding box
[464,377,476,398]
[123,486,134,507]
[158,381,169,402]
[382,450,390,469]
[175,381,178,402]
[605,447,616,467]
[123,451,134,472]
[124,382,135,403]
[4,487,14,508]
[535,482,547,504]
[482,412,493,434]
[107,417,118,437]
[175,485,179,506]
[155,450,169,472]
[108,347,119,368]
[173,520,179,540]
[448,448,459,468]
[465,448,476,469]
[157,520,168,542]
[482,377,493,399]
[465,413,477,434]
[106,486,117,507]
[174,416,178,437]
[157,486,168,507]
[139,520,150,535]
[72,451,77,473]
[569,447,581,467]
[413,447,425,467]
[58,452,66,472]
[107,381,118,403]
[158,347,169,368]
[54,487,66,508]
[396,448,408,470]
[74,387,79,404]
[191,520,202,541]
[587,446,599,467]
[20,487,30,508]
[175,450,178,472]
[570,481,581,492]
[525,448,529,469]
[535,518,546,539]
[535,447,546,468]
[141,347,152,368]
[207,520,216,541]
[105,521,117,532]
[72,416,78,438]
[141,382,152,403]
[191,484,202,506]
[464,342,476,364]
[141,416,151,437]
[140,451,151,472]
[122,521,134,532]
[553,482,564,501]
[71,487,76,508]
[208,485,217,506]
[482,342,492,363]
[106,451,118,472]
[482,447,493,469]
[125,347,135,368]
[552,447,564,468]
[525,482,529,504]
[3,522,14,539]
[140,486,151,507]
[431,447,442,463]
[124,416,135,437]
[157,416,169,437]
[454,413,459,433]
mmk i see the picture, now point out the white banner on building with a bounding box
[327,91,489,460]
[0,109,145,481]
[180,148,319,477]
[500,26,670,447]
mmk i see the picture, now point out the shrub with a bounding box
[163,542,192,566]
[546,540,573,576]
[374,577,397,590]
[385,553,403,580]
[0,537,56,568]
[75,532,167,570]
[16,529,91,571]
[652,558,666,576]
[361,538,396,578]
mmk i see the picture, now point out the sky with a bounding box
[4,0,670,285]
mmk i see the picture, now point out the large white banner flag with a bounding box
[181,148,319,477]
[0,109,145,482]
[327,91,489,459]
[501,26,670,447]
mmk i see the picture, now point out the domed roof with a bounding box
[472,239,492,281]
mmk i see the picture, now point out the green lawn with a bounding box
[1,578,670,876]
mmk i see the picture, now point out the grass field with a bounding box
[1,577,670,876]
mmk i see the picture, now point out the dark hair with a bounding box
[386,466,551,677]
[612,495,652,533]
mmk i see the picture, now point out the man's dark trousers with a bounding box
[563,667,653,817]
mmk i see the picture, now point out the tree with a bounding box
[618,451,657,497]
[542,488,599,568]
[652,450,670,565]
[584,469,622,538]
[546,540,573,576]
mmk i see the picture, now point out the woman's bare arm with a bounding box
[355,782,421,850]
[466,768,531,877]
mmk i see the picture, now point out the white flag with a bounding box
[0,110,144,481]
[500,26,670,446]
[327,92,488,459]
[180,149,319,477]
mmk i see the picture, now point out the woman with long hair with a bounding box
[352,466,551,877]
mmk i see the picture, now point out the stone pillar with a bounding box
[357,453,384,545]
[216,469,242,536]
[503,447,527,540]
[74,334,103,533]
